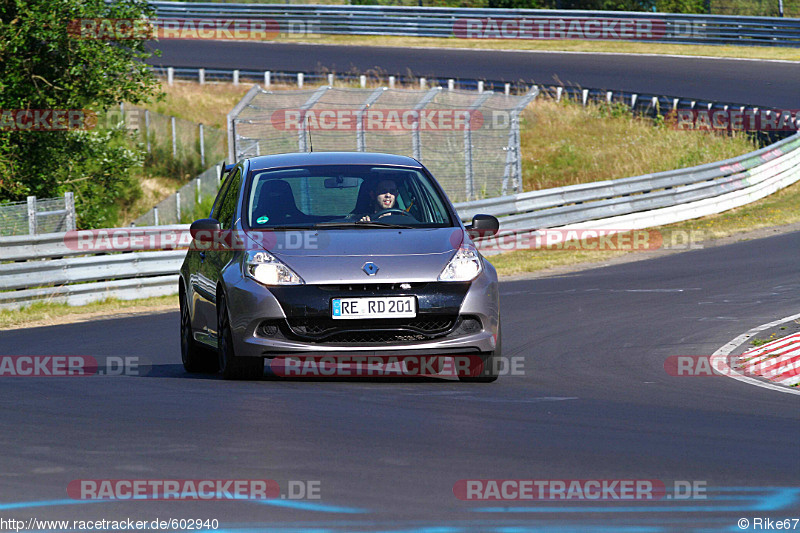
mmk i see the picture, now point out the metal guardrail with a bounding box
[0,226,187,309]
[150,2,800,46]
[2,131,800,309]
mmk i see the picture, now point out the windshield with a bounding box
[245,164,455,229]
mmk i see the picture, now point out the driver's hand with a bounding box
[359,215,371,222]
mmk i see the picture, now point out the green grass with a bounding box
[0,295,178,330]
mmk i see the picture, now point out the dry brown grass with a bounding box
[270,34,800,61]
[0,295,178,330]
[141,81,254,130]
[519,99,758,191]
[117,177,183,226]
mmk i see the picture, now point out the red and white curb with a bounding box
[736,332,800,387]
[711,312,800,396]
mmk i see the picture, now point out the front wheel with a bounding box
[217,290,263,380]
[180,289,218,373]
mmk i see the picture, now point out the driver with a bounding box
[360,179,399,222]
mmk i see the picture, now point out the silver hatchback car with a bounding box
[179,152,501,382]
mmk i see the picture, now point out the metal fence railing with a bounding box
[0,193,76,237]
[3,130,800,309]
[150,3,800,46]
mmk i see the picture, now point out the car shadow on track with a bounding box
[129,363,455,383]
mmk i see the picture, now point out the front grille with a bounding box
[286,316,457,342]
[323,331,431,343]
[256,315,483,345]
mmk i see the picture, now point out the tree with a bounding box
[0,0,159,227]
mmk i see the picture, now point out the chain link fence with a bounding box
[0,194,76,237]
[132,163,223,226]
[710,0,799,16]
[107,104,228,227]
[229,85,537,202]
[117,105,228,174]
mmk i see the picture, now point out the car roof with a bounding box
[247,152,423,171]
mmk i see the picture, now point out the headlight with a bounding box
[438,244,482,282]
[244,251,304,286]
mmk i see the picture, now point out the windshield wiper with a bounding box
[313,221,414,229]
[358,221,415,229]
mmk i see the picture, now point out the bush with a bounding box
[0,0,159,228]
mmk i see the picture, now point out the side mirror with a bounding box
[467,214,499,238]
[190,218,221,243]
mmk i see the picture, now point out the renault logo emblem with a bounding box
[362,262,379,276]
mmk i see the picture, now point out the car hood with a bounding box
[245,227,466,284]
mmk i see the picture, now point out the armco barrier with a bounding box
[2,132,799,310]
[0,226,186,309]
[149,2,800,46]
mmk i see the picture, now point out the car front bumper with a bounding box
[224,269,499,359]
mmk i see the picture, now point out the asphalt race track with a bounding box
[1,42,798,531]
[1,231,799,531]
[147,40,800,108]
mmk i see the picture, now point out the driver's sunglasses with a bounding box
[378,188,398,195]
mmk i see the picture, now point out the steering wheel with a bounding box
[375,208,415,219]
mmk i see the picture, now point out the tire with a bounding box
[180,289,218,373]
[217,290,263,380]
[458,321,501,383]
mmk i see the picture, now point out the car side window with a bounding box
[211,169,235,220]
[216,168,242,230]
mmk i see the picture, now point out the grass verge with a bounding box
[269,34,800,62]
[0,295,178,331]
[519,100,757,190]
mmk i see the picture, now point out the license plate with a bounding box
[331,296,416,319]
